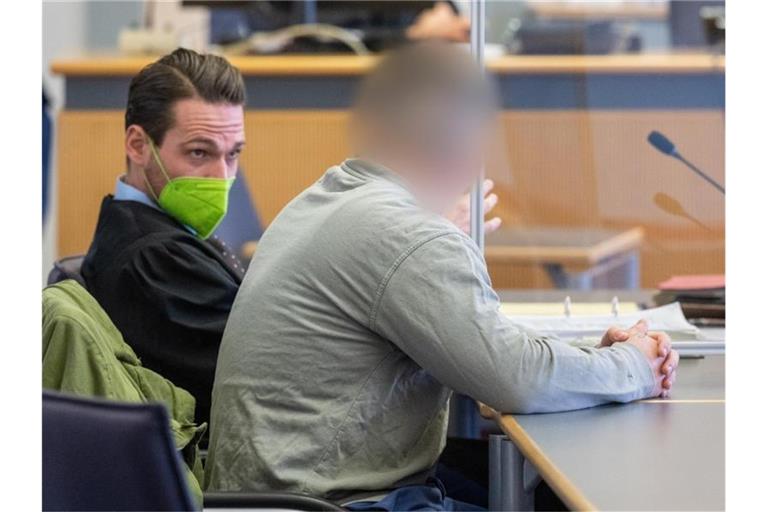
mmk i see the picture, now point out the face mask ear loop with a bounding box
[143,137,171,203]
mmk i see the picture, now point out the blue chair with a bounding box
[43,391,345,511]
[47,254,85,286]
[43,390,197,511]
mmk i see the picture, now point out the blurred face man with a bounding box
[350,42,497,214]
[206,42,678,508]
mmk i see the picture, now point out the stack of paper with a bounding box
[500,302,639,317]
[655,274,725,324]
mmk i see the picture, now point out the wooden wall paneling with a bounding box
[55,108,724,290]
[485,109,724,289]
[57,110,126,256]
[490,111,602,227]
[240,111,351,225]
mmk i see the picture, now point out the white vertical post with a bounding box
[469,0,486,250]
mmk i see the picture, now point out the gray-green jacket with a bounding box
[205,159,655,500]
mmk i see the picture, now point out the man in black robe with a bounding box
[81,48,247,425]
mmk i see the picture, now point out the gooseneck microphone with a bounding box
[647,131,725,194]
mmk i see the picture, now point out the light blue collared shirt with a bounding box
[113,175,160,211]
[113,175,197,235]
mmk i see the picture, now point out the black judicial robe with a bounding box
[82,196,244,425]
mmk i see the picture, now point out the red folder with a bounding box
[658,274,725,291]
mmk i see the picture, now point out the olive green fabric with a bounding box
[42,279,206,505]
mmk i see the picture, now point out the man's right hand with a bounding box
[622,320,679,398]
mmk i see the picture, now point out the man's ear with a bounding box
[125,125,150,168]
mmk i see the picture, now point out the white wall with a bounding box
[43,1,89,283]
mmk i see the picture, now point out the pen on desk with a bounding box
[564,296,572,318]
[611,296,619,317]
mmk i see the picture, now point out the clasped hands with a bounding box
[601,319,680,398]
[447,182,679,398]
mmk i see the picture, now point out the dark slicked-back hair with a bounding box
[125,48,246,144]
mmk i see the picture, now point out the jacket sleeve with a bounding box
[119,235,239,335]
[370,232,656,414]
[112,235,240,422]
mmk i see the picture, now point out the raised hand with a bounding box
[444,179,502,235]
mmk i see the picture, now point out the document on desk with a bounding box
[506,302,704,342]
[500,302,640,316]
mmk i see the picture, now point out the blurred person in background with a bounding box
[209,1,469,51]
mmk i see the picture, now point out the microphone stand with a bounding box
[672,152,725,195]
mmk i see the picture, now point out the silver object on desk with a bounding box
[611,295,619,317]
[672,340,726,357]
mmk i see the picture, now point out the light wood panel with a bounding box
[530,1,668,21]
[485,109,724,289]
[485,227,644,270]
[51,53,724,77]
[240,111,351,224]
[57,111,127,256]
[55,110,351,257]
[55,109,724,289]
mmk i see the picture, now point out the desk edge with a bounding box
[492,409,598,512]
[50,54,726,77]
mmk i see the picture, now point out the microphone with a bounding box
[653,192,711,231]
[647,131,725,194]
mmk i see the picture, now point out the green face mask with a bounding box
[144,139,235,239]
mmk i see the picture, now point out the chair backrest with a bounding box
[47,254,85,287]
[43,390,196,512]
[213,171,263,263]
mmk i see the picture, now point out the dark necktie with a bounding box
[207,235,246,279]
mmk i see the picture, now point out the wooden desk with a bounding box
[50,53,724,77]
[485,227,644,289]
[529,1,669,21]
[487,353,724,511]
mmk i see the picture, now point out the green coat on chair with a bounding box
[42,279,206,505]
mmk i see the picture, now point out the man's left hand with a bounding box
[601,320,679,397]
[445,179,502,236]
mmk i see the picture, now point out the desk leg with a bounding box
[544,263,594,291]
[489,435,504,511]
[626,250,640,290]
[544,264,569,289]
[546,251,641,291]
[452,394,479,439]
[499,438,537,511]
[569,271,594,291]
